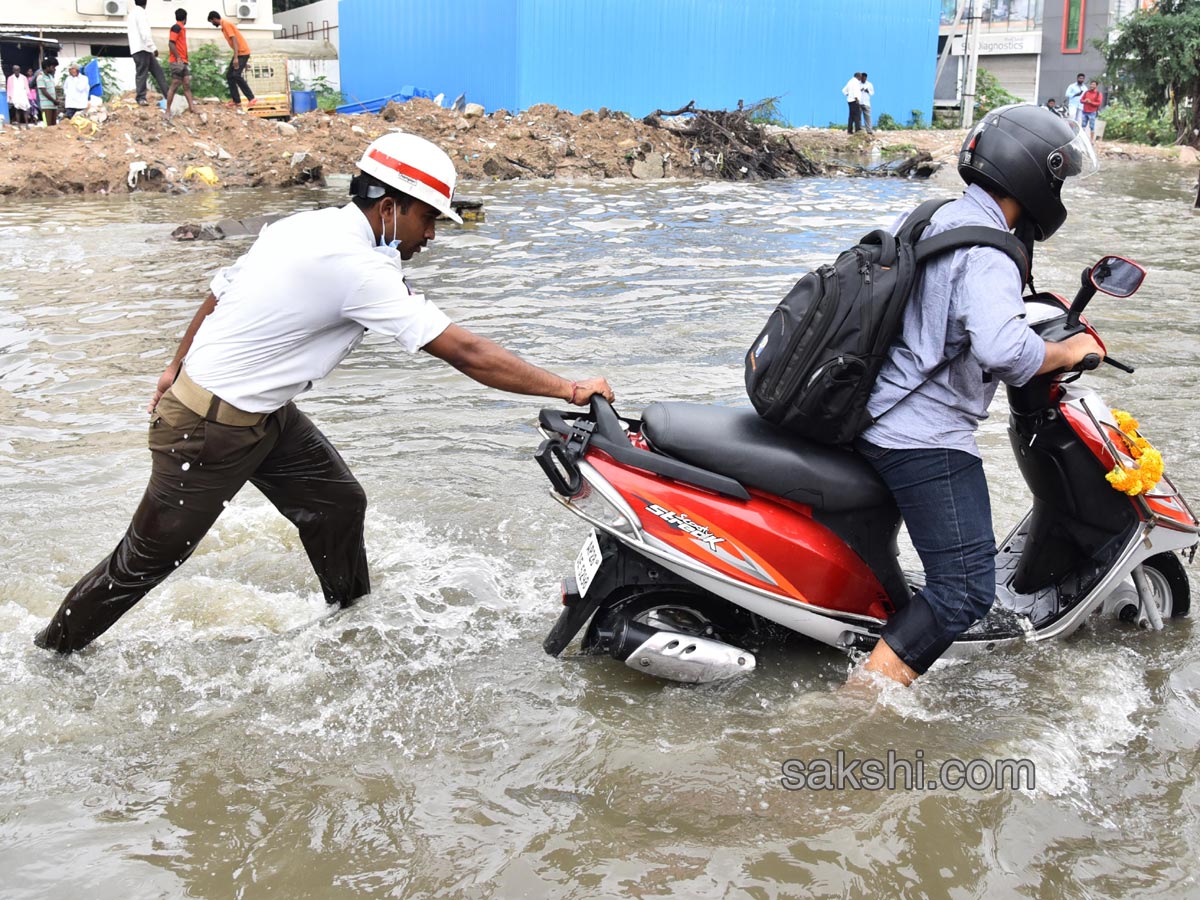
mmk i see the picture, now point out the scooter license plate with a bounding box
[574,529,603,598]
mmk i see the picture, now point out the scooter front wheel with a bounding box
[1138,552,1191,619]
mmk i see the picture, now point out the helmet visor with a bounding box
[1047,120,1099,180]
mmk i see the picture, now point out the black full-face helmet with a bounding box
[958,103,1098,240]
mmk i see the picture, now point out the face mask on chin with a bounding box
[373,200,403,266]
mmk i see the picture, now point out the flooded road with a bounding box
[2,163,1199,899]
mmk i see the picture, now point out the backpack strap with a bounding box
[858,198,951,268]
[915,225,1030,287]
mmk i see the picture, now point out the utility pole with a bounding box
[961,0,983,128]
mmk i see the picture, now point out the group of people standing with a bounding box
[842,71,875,134]
[5,1,257,129]
[1047,72,1104,141]
[127,1,256,119]
[6,61,91,129]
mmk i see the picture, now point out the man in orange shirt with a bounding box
[166,7,197,119]
[208,11,256,108]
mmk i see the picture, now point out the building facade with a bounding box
[935,0,1155,108]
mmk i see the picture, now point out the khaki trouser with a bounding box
[35,388,369,652]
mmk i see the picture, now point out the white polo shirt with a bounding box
[184,203,452,413]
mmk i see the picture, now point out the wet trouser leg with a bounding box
[855,440,996,674]
[248,406,369,606]
[35,395,368,652]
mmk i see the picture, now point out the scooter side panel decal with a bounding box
[585,453,892,619]
[637,496,778,587]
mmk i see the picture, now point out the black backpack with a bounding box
[744,198,1029,445]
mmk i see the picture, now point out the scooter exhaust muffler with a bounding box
[611,620,756,684]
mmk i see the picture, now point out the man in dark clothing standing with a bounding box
[208,11,257,108]
[126,0,168,107]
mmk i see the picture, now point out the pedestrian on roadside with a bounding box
[843,72,862,134]
[26,67,39,122]
[165,7,197,120]
[6,65,31,127]
[1065,73,1086,123]
[1080,80,1103,141]
[127,0,169,107]
[36,60,58,126]
[63,63,90,119]
[32,132,615,655]
[858,71,875,135]
[207,11,257,109]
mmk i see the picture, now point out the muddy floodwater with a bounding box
[2,164,1199,899]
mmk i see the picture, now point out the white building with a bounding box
[0,0,276,92]
[272,0,340,90]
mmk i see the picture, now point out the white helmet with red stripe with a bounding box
[355,132,462,224]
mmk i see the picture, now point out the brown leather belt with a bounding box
[169,367,267,426]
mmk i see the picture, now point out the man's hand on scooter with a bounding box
[1037,333,1105,375]
[569,377,615,406]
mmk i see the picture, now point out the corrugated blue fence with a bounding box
[339,0,940,127]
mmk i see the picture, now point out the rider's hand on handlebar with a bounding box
[567,377,615,406]
[1037,333,1105,375]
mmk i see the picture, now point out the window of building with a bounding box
[1062,0,1086,52]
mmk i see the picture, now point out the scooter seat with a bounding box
[640,402,893,512]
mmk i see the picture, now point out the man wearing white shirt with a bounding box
[34,133,615,654]
[1064,73,1087,124]
[62,63,90,118]
[842,72,863,133]
[126,0,167,107]
[858,72,875,135]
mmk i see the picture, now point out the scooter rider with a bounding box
[855,105,1104,685]
[35,133,614,654]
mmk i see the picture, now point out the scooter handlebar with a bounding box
[1079,353,1102,371]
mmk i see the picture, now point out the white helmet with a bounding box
[355,132,462,224]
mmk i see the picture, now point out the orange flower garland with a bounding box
[1105,409,1164,496]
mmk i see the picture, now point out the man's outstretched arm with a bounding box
[422,323,613,405]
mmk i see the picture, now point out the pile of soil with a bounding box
[0,94,1186,199]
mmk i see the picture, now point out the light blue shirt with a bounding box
[861,184,1046,457]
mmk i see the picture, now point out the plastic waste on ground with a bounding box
[335,85,436,115]
[69,115,98,136]
[183,165,219,186]
[127,161,148,188]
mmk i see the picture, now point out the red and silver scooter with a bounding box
[534,256,1197,683]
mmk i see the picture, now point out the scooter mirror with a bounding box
[1089,256,1146,298]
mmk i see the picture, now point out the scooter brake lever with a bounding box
[1102,355,1136,374]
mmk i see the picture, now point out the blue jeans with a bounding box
[855,440,997,673]
[1081,110,1097,133]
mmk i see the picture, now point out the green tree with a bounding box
[974,68,1021,118]
[1102,0,1200,147]
[188,43,231,99]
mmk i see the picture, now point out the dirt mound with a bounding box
[4,95,1164,200]
[0,95,828,199]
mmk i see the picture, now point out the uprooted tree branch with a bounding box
[642,98,821,180]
